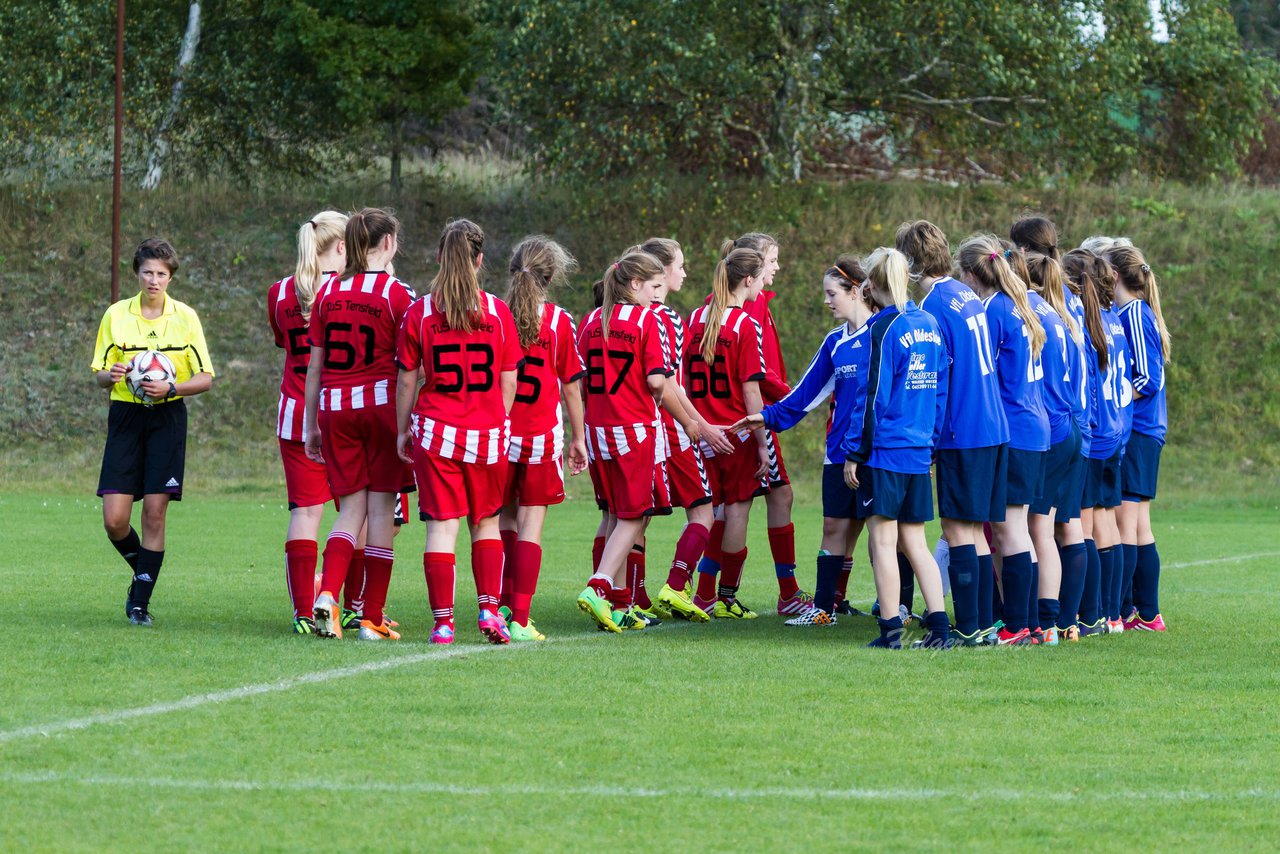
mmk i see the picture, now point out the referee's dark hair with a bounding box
[132,237,180,274]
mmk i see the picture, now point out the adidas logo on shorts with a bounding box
[166,477,180,488]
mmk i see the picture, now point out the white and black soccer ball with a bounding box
[125,350,176,403]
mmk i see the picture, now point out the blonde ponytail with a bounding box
[1107,245,1171,363]
[1025,252,1080,344]
[294,210,347,321]
[958,234,1046,358]
[506,235,577,348]
[864,246,911,311]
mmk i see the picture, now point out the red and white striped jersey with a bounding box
[268,273,335,440]
[396,291,523,464]
[684,304,767,428]
[576,303,671,460]
[652,302,694,456]
[309,271,416,409]
[508,303,587,464]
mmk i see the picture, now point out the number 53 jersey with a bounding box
[310,271,417,406]
[396,291,524,463]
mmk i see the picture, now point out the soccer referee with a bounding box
[91,238,214,626]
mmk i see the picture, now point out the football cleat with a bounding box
[776,589,815,616]
[1121,607,1139,628]
[714,597,758,620]
[1106,619,1126,634]
[340,608,362,631]
[633,605,663,627]
[477,609,511,645]
[911,630,955,650]
[498,605,513,623]
[429,622,455,645]
[996,627,1034,646]
[644,599,673,621]
[1029,627,1046,645]
[577,586,621,633]
[508,620,545,642]
[128,607,153,627]
[357,619,400,641]
[1040,626,1060,646]
[658,583,711,623]
[1060,623,1081,642]
[1077,618,1108,638]
[692,594,718,618]
[292,616,316,635]
[313,592,342,639]
[834,599,867,617]
[1131,613,1167,632]
[784,607,836,627]
[613,608,647,631]
[949,627,985,647]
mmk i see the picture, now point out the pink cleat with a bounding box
[429,621,455,645]
[477,609,511,645]
[1131,613,1167,632]
[777,590,815,616]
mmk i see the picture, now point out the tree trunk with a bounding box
[390,103,404,202]
[141,2,201,191]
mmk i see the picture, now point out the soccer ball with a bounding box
[125,350,177,403]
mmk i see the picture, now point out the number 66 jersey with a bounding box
[396,292,523,464]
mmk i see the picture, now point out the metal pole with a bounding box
[111,0,124,303]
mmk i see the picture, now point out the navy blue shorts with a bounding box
[1121,432,1163,502]
[1084,450,1123,509]
[935,445,1007,523]
[1006,447,1048,506]
[822,464,859,519]
[856,466,934,523]
[1031,424,1082,517]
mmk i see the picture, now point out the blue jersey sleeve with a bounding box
[933,330,950,448]
[1129,304,1164,399]
[761,331,836,433]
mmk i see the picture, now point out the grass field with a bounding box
[2,489,1278,850]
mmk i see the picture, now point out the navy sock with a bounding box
[132,548,164,608]
[1057,543,1087,630]
[1001,551,1032,632]
[1134,542,1161,620]
[110,527,142,570]
[869,615,904,649]
[978,552,996,630]
[1112,546,1126,621]
[1097,545,1118,621]
[948,544,979,636]
[1038,598,1060,631]
[1028,560,1040,627]
[897,552,915,613]
[1121,543,1138,616]
[924,610,950,636]
[813,554,843,614]
[1080,539,1101,624]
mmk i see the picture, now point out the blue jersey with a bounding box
[761,323,870,464]
[1086,307,1133,459]
[984,291,1050,452]
[919,277,1008,449]
[1118,299,1167,444]
[1030,292,1084,445]
[848,301,948,474]
[1066,291,1092,456]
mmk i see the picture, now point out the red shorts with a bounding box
[279,438,332,509]
[395,491,411,526]
[414,451,508,524]
[319,403,413,496]
[665,444,712,509]
[504,458,566,507]
[705,436,770,506]
[765,430,790,487]
[591,449,671,521]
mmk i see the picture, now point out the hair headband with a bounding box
[828,264,858,285]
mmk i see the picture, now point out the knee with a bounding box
[103,516,130,540]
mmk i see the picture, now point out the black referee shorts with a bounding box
[98,400,188,501]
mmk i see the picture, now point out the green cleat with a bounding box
[658,583,711,623]
[633,605,664,626]
[713,597,758,619]
[613,608,647,630]
[577,586,621,633]
[339,608,362,631]
[498,605,513,623]
[508,620,545,642]
[292,616,316,635]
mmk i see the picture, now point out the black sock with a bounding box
[897,551,915,613]
[132,548,164,609]
[110,528,142,571]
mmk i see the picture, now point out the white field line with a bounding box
[0,551,1273,749]
[0,634,593,746]
[0,770,1276,803]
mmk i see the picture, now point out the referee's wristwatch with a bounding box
[167,381,177,399]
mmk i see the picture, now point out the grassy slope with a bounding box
[1,493,1277,849]
[1,176,1278,499]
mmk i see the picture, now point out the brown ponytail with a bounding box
[600,251,665,339]
[957,234,1046,358]
[1063,249,1109,371]
[344,207,399,279]
[1010,215,1061,263]
[702,248,763,362]
[505,235,577,349]
[432,218,485,333]
[721,232,778,260]
[1107,245,1171,363]
[1025,252,1080,344]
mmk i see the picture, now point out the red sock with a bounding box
[318,532,356,598]
[342,549,366,612]
[499,529,518,609]
[285,539,318,619]
[719,547,748,595]
[667,522,710,589]
[607,586,631,611]
[361,546,393,626]
[628,545,650,609]
[705,519,725,564]
[837,557,853,600]
[472,539,504,613]
[511,540,542,626]
[695,567,718,603]
[588,576,612,599]
[768,523,798,597]
[592,535,606,574]
[424,552,456,625]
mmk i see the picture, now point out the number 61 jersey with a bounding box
[310,271,417,406]
[396,292,523,464]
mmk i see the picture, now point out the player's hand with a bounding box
[567,438,588,475]
[844,460,859,489]
[140,378,171,399]
[682,419,703,446]
[726,413,764,435]
[396,431,414,465]
[305,432,324,464]
[701,421,736,455]
[108,362,129,383]
[754,444,770,480]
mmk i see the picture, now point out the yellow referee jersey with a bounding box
[90,293,216,403]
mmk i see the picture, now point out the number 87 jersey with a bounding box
[396,292,524,463]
